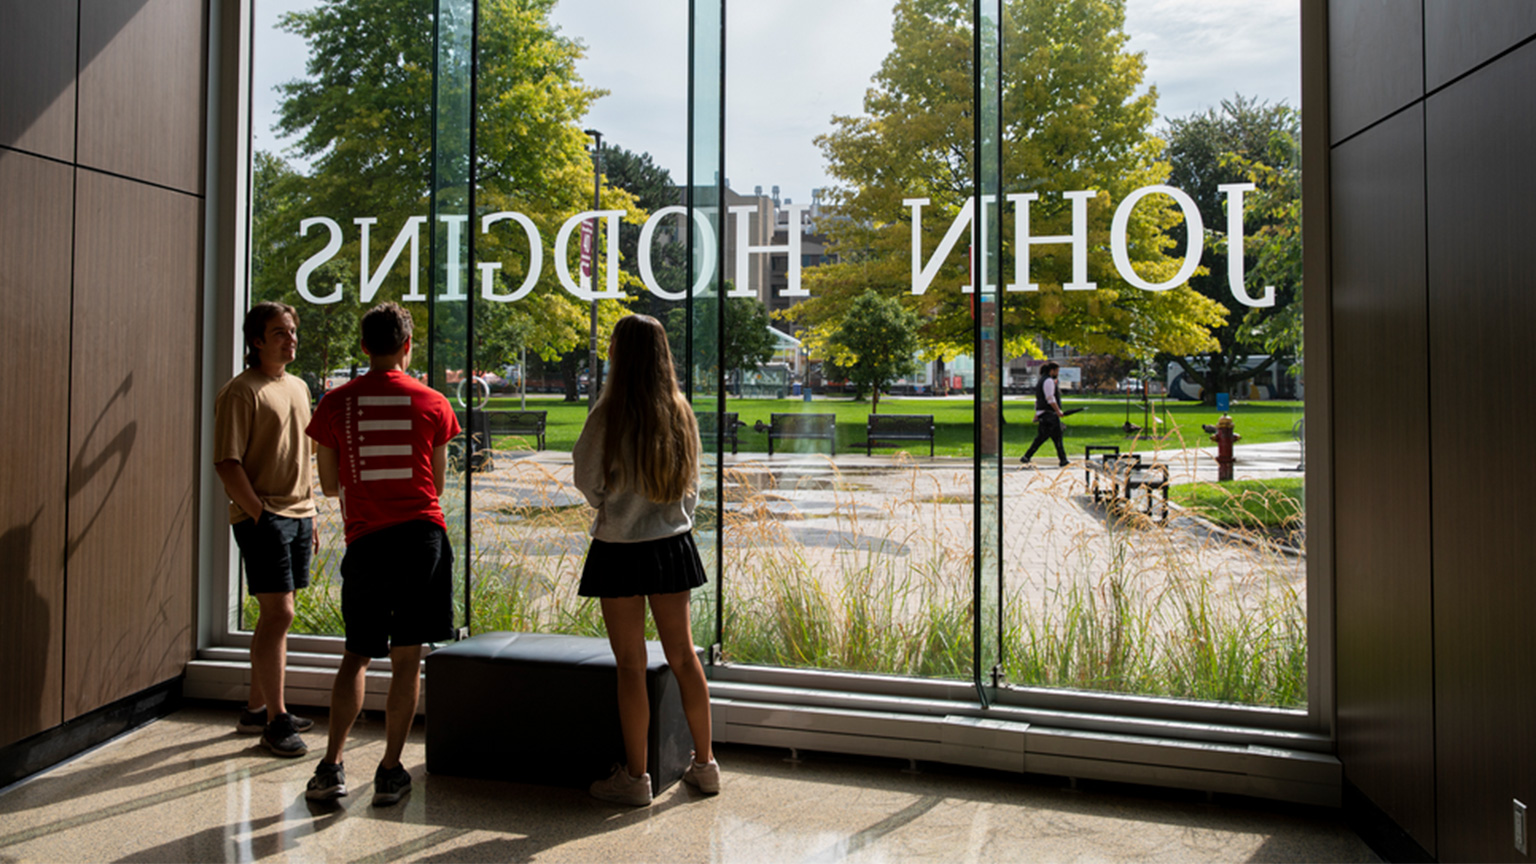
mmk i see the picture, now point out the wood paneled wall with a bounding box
[77,0,206,195]
[0,2,79,160]
[0,0,206,750]
[65,171,200,718]
[1424,39,1536,864]
[1329,2,1536,860]
[0,152,74,747]
[1330,106,1436,852]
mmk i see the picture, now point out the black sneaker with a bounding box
[305,761,347,801]
[372,763,412,806]
[260,713,308,758]
[237,706,314,734]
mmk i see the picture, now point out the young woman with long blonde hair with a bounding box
[573,314,718,806]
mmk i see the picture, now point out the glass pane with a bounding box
[975,0,1004,703]
[432,0,474,636]
[999,0,1306,707]
[701,0,975,680]
[244,0,444,637]
[689,0,726,659]
[459,3,688,639]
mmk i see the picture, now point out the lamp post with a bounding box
[584,128,602,412]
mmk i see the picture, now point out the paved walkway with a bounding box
[458,442,1307,614]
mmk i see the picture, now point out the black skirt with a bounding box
[578,530,709,598]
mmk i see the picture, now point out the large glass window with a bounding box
[237,0,1305,712]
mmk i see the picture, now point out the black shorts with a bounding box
[340,520,454,658]
[578,531,708,598]
[233,512,313,595]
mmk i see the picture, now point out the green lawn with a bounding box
[481,394,1305,458]
[1170,476,1305,529]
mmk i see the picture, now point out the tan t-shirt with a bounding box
[213,368,317,524]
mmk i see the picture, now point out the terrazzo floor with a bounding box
[0,705,1378,863]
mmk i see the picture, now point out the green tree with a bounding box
[828,291,922,412]
[790,0,1225,369]
[250,151,360,392]
[1234,123,1303,383]
[601,144,688,320]
[258,0,638,396]
[1163,95,1301,403]
[666,293,777,394]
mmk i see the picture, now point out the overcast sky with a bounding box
[252,0,1300,202]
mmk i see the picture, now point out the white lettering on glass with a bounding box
[295,217,344,304]
[553,210,625,300]
[1217,183,1276,308]
[1110,185,1203,292]
[355,216,427,302]
[1006,190,1096,292]
[904,197,974,296]
[637,205,715,300]
[729,202,809,297]
[479,211,543,302]
[439,215,468,301]
[285,183,1278,306]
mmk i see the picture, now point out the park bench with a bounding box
[696,411,745,455]
[450,409,547,473]
[1082,444,1170,524]
[485,409,547,450]
[862,413,936,457]
[757,412,837,456]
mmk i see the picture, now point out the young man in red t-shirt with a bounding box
[302,302,461,806]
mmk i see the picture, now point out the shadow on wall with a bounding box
[0,508,49,745]
[0,0,155,147]
[66,373,136,562]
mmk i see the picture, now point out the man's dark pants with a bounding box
[1024,413,1067,464]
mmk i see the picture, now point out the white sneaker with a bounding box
[590,764,652,806]
[682,754,720,794]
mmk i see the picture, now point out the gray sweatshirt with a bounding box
[572,410,698,543]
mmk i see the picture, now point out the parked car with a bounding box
[324,367,367,390]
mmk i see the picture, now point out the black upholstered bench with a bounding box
[424,631,697,796]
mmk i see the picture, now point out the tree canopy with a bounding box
[1163,95,1301,402]
[828,291,922,412]
[789,0,1225,368]
[666,294,778,393]
[253,0,640,388]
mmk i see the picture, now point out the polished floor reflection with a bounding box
[0,706,1376,862]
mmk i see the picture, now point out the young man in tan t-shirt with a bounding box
[213,301,319,757]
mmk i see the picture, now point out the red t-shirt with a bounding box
[306,370,461,544]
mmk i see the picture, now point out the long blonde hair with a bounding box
[595,315,699,503]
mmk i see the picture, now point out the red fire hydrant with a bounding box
[1211,415,1240,481]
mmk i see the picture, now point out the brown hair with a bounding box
[594,315,699,503]
[243,301,297,368]
[361,302,413,356]
[1040,361,1060,376]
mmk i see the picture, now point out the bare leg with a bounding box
[250,591,296,721]
[381,645,424,770]
[648,591,713,763]
[323,651,370,764]
[600,596,651,778]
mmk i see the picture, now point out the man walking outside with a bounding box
[214,301,318,757]
[303,302,460,806]
[1020,361,1069,468]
